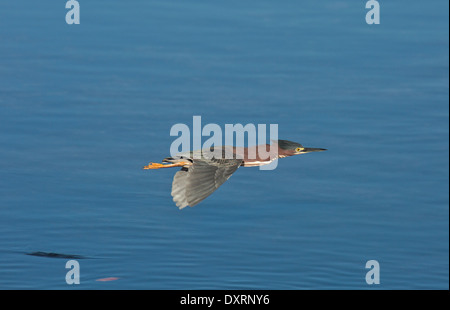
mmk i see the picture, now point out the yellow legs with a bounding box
[143,161,189,169]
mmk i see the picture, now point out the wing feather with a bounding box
[171,159,242,209]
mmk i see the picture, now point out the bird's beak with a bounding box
[298,147,327,154]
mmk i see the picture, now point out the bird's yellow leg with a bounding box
[143,162,188,169]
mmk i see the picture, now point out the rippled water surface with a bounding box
[0,1,448,289]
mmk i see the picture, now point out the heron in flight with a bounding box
[144,140,326,209]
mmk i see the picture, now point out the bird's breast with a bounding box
[242,157,278,167]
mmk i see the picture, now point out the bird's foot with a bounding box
[143,162,188,169]
[143,162,166,169]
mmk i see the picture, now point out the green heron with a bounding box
[144,140,326,209]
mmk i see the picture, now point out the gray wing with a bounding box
[171,159,243,209]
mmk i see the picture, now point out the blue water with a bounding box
[0,1,448,289]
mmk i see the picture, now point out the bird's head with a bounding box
[275,140,327,157]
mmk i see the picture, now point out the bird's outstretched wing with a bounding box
[171,159,243,209]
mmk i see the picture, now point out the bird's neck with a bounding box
[236,144,283,162]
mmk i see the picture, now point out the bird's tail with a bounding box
[162,156,192,164]
[162,157,177,163]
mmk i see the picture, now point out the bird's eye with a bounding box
[296,147,303,152]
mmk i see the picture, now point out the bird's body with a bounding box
[166,144,277,166]
[144,140,326,209]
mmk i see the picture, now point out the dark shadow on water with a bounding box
[25,251,88,259]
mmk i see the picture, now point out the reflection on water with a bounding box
[0,1,448,289]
